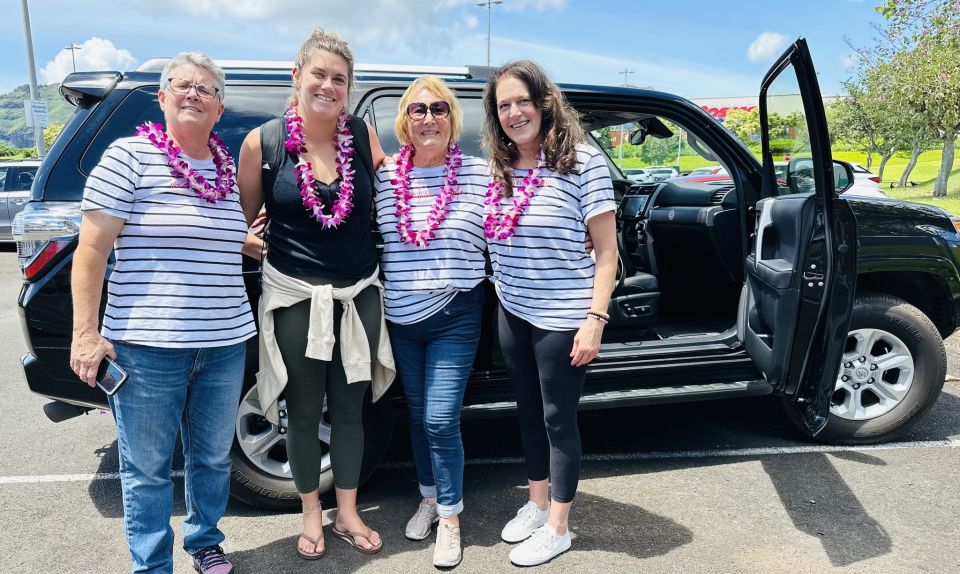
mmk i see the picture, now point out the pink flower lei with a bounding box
[483,148,545,240]
[134,121,236,203]
[284,102,355,229]
[391,142,463,248]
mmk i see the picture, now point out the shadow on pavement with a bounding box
[761,452,891,567]
[83,388,960,569]
[229,464,692,573]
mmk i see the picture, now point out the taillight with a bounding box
[13,202,81,274]
[869,176,881,183]
[22,239,73,280]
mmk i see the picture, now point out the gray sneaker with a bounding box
[433,523,462,568]
[405,501,439,540]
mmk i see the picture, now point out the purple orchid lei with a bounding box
[483,147,545,240]
[284,102,356,229]
[391,142,463,248]
[134,122,236,203]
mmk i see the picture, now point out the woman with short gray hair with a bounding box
[71,51,257,574]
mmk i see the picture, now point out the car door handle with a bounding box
[12,199,28,205]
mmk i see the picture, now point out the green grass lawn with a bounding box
[833,150,960,214]
[620,147,960,215]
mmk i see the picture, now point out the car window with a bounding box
[590,117,721,180]
[369,94,486,159]
[0,167,7,191]
[763,64,816,196]
[15,167,37,191]
[80,85,290,177]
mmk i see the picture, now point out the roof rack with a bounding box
[136,59,477,79]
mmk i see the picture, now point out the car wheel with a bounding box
[228,375,395,510]
[812,293,946,444]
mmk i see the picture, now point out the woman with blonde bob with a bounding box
[373,76,489,568]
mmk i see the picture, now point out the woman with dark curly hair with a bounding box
[481,60,617,567]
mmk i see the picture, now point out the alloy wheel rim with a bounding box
[235,384,332,479]
[831,328,914,421]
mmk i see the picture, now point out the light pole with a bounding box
[19,0,45,157]
[476,0,503,67]
[65,43,82,73]
[616,68,633,168]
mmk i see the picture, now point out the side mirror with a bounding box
[832,160,854,194]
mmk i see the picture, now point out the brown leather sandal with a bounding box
[331,524,383,555]
[297,533,326,560]
[297,503,326,560]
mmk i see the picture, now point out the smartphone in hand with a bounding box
[96,356,128,396]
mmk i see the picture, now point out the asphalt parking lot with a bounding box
[1,246,959,574]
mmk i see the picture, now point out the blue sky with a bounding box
[1,0,886,98]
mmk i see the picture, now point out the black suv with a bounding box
[15,40,957,509]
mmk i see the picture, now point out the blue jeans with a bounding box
[387,285,483,517]
[108,341,246,574]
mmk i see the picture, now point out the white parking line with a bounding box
[0,470,184,485]
[1,439,957,484]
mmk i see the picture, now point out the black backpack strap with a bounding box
[259,117,286,205]
[348,115,377,188]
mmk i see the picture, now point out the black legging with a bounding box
[498,306,586,503]
[274,282,380,492]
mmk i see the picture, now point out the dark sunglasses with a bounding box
[406,101,451,120]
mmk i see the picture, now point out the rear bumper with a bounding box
[22,352,108,411]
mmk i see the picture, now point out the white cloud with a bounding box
[747,32,787,63]
[136,0,478,62]
[40,37,136,84]
[502,0,567,11]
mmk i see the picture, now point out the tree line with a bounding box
[833,0,959,196]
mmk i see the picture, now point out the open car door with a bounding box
[737,38,858,435]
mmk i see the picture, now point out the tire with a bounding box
[228,374,395,510]
[799,292,946,445]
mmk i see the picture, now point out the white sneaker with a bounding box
[433,523,462,567]
[500,500,550,543]
[405,501,439,540]
[508,524,571,566]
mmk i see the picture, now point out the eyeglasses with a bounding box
[167,78,220,100]
[406,101,451,120]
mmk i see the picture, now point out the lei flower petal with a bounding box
[483,147,545,240]
[284,102,355,229]
[134,121,235,203]
[391,142,463,248]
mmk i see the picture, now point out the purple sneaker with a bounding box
[192,545,234,574]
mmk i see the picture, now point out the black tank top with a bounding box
[263,116,377,280]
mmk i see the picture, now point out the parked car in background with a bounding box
[1,159,40,242]
[648,166,679,181]
[673,161,886,199]
[845,161,886,198]
[622,167,653,183]
[687,165,727,177]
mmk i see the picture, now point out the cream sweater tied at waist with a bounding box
[257,259,396,425]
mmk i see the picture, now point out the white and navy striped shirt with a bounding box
[81,135,256,348]
[374,154,488,324]
[488,144,616,331]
